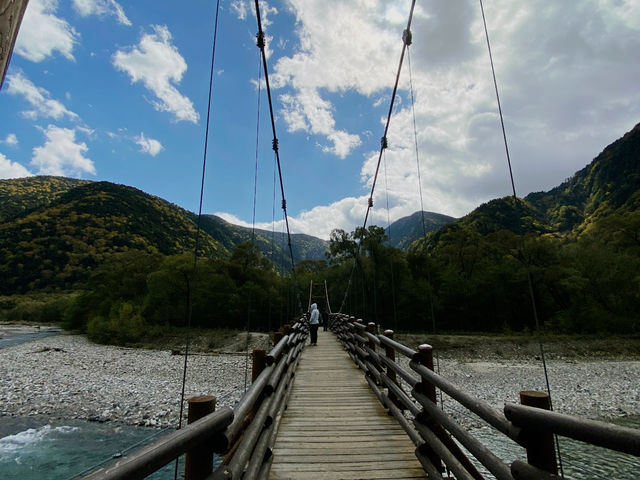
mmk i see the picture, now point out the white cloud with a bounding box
[0,153,32,179]
[230,0,247,21]
[266,0,403,159]
[72,0,131,26]
[218,194,379,240]
[15,0,78,62]
[261,0,640,233]
[76,126,95,138]
[209,0,640,239]
[2,134,19,147]
[254,0,278,28]
[113,25,199,123]
[135,133,164,156]
[280,88,361,158]
[31,125,96,177]
[6,71,79,121]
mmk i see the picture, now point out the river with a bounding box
[1,415,638,479]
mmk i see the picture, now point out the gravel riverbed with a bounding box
[398,356,640,428]
[1,334,638,429]
[0,335,255,428]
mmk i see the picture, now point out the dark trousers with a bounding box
[310,324,319,344]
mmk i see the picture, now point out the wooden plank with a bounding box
[269,330,425,479]
[273,446,417,456]
[270,460,419,472]
[270,468,426,480]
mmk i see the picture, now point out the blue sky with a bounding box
[1,0,639,239]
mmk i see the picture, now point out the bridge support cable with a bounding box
[254,0,303,316]
[479,0,564,476]
[174,1,222,478]
[382,151,399,331]
[406,44,446,414]
[339,0,417,314]
[243,51,266,395]
[323,280,332,314]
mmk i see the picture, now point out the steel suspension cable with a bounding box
[479,0,564,476]
[244,52,263,394]
[382,150,398,330]
[479,0,516,198]
[174,1,221,478]
[406,44,444,410]
[339,0,417,313]
[254,0,303,316]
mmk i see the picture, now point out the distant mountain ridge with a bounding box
[2,121,638,293]
[385,211,456,249]
[199,214,329,266]
[0,177,328,293]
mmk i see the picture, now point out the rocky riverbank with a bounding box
[0,335,259,428]
[1,333,638,429]
[418,357,640,427]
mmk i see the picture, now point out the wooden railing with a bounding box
[82,318,308,480]
[330,313,640,480]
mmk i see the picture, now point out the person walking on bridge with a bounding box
[308,303,320,345]
[322,308,329,332]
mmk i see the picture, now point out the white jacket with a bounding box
[309,303,320,325]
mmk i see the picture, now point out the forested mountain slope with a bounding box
[385,211,455,249]
[415,121,640,252]
[0,177,328,293]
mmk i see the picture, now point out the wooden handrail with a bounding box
[82,318,308,480]
[82,408,234,480]
[329,312,640,479]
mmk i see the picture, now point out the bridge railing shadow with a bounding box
[330,313,640,480]
[82,318,309,480]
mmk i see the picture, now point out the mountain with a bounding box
[415,121,640,250]
[0,177,328,293]
[0,176,90,223]
[199,215,328,268]
[0,180,228,293]
[385,211,456,249]
[525,122,640,232]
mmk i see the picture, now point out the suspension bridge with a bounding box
[80,288,640,480]
[2,1,639,479]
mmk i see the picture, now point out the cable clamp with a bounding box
[403,29,412,46]
[256,31,265,49]
[272,138,279,152]
[282,199,287,210]
[368,197,374,208]
[381,136,388,149]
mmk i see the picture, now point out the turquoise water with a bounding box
[0,417,181,479]
[1,415,638,479]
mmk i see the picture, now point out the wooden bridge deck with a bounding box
[270,329,426,479]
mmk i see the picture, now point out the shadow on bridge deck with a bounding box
[270,329,426,479]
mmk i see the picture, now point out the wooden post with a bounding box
[520,390,558,474]
[415,344,443,473]
[383,330,399,407]
[252,349,267,383]
[185,395,216,480]
[416,344,437,403]
[366,322,376,351]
